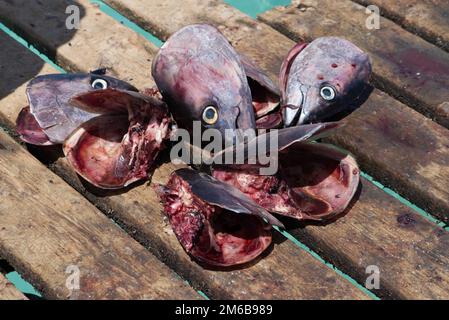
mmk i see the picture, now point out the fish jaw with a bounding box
[16,106,54,146]
[282,87,304,127]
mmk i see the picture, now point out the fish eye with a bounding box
[91,78,108,90]
[320,86,336,101]
[202,106,219,125]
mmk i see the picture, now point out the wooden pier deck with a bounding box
[0,0,447,300]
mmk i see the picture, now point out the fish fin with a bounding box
[213,122,343,164]
[239,53,280,96]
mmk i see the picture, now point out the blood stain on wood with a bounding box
[376,114,437,153]
[397,48,449,78]
[397,213,417,228]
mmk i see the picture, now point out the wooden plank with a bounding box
[294,181,449,300]
[258,1,449,129]
[0,43,55,125]
[354,0,449,52]
[327,91,449,222]
[96,0,449,299]
[0,127,200,300]
[0,274,27,300]
[0,1,369,300]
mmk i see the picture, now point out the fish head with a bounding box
[152,24,256,146]
[280,37,371,126]
[26,70,137,143]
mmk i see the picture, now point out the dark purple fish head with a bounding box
[152,24,256,145]
[280,37,371,126]
[25,69,137,144]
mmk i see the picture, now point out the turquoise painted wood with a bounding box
[225,0,291,18]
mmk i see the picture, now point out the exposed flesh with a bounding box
[158,171,272,267]
[212,143,360,222]
[63,90,171,189]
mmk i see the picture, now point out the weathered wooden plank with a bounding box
[354,0,449,52]
[294,181,449,300]
[328,90,449,222]
[0,42,55,123]
[97,0,449,299]
[259,1,449,129]
[0,274,27,300]
[0,1,369,300]
[0,128,200,299]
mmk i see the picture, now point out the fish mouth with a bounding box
[283,102,317,127]
[282,83,307,127]
[298,103,316,124]
[283,104,301,127]
[220,105,255,147]
[283,83,330,126]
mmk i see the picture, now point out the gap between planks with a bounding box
[0,273,27,300]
